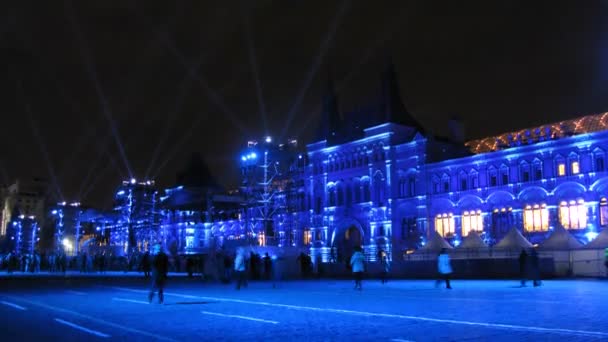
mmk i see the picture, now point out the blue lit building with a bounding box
[275,62,608,262]
[91,63,608,262]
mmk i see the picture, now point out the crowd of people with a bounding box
[5,245,608,301]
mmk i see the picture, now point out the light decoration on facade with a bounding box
[465,112,608,153]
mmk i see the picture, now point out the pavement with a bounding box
[0,275,607,341]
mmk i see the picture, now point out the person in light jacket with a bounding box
[234,247,248,290]
[350,246,366,290]
[435,248,452,289]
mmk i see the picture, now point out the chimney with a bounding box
[448,116,465,144]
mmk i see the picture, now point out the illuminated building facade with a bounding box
[64,64,608,261]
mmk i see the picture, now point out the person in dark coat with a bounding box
[148,244,169,304]
[263,253,272,281]
[530,249,542,287]
[519,249,528,287]
[141,251,151,278]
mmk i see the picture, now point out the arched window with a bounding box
[533,159,543,180]
[488,166,498,187]
[500,164,509,185]
[555,155,566,176]
[462,210,483,236]
[432,176,440,194]
[398,176,407,197]
[469,170,479,188]
[594,148,605,172]
[523,204,549,232]
[345,182,352,205]
[327,186,336,207]
[600,198,608,226]
[435,213,455,237]
[442,174,450,192]
[569,153,580,175]
[459,171,468,191]
[520,161,530,182]
[336,183,344,206]
[408,176,416,196]
[362,179,371,202]
[373,172,385,205]
[353,179,361,203]
[559,199,587,229]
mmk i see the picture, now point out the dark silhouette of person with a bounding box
[141,251,151,278]
[519,249,528,287]
[530,249,542,287]
[148,245,169,304]
[263,253,272,281]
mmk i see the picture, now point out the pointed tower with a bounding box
[379,59,425,133]
[176,152,223,191]
[315,74,342,143]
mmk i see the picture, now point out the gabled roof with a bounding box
[457,231,488,249]
[495,227,533,249]
[539,227,583,250]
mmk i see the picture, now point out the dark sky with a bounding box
[2,1,608,208]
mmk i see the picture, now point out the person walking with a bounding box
[530,249,542,287]
[234,247,248,290]
[141,251,151,278]
[148,244,169,304]
[263,253,272,281]
[519,249,528,287]
[379,250,390,284]
[350,246,365,290]
[435,248,453,289]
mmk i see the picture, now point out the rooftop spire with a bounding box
[315,72,342,143]
[380,57,424,133]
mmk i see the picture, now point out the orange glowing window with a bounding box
[571,161,580,174]
[558,163,566,176]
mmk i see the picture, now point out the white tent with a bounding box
[457,231,488,249]
[539,226,583,250]
[419,230,453,252]
[495,227,533,249]
[584,228,608,249]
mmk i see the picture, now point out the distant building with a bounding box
[1,178,48,236]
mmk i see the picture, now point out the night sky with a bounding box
[2,1,608,209]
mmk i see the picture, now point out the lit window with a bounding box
[571,161,580,174]
[601,198,608,226]
[559,199,587,229]
[435,213,455,237]
[462,210,483,236]
[558,163,566,176]
[523,204,549,232]
[258,231,266,246]
[303,229,312,245]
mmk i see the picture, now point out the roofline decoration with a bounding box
[465,112,608,154]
